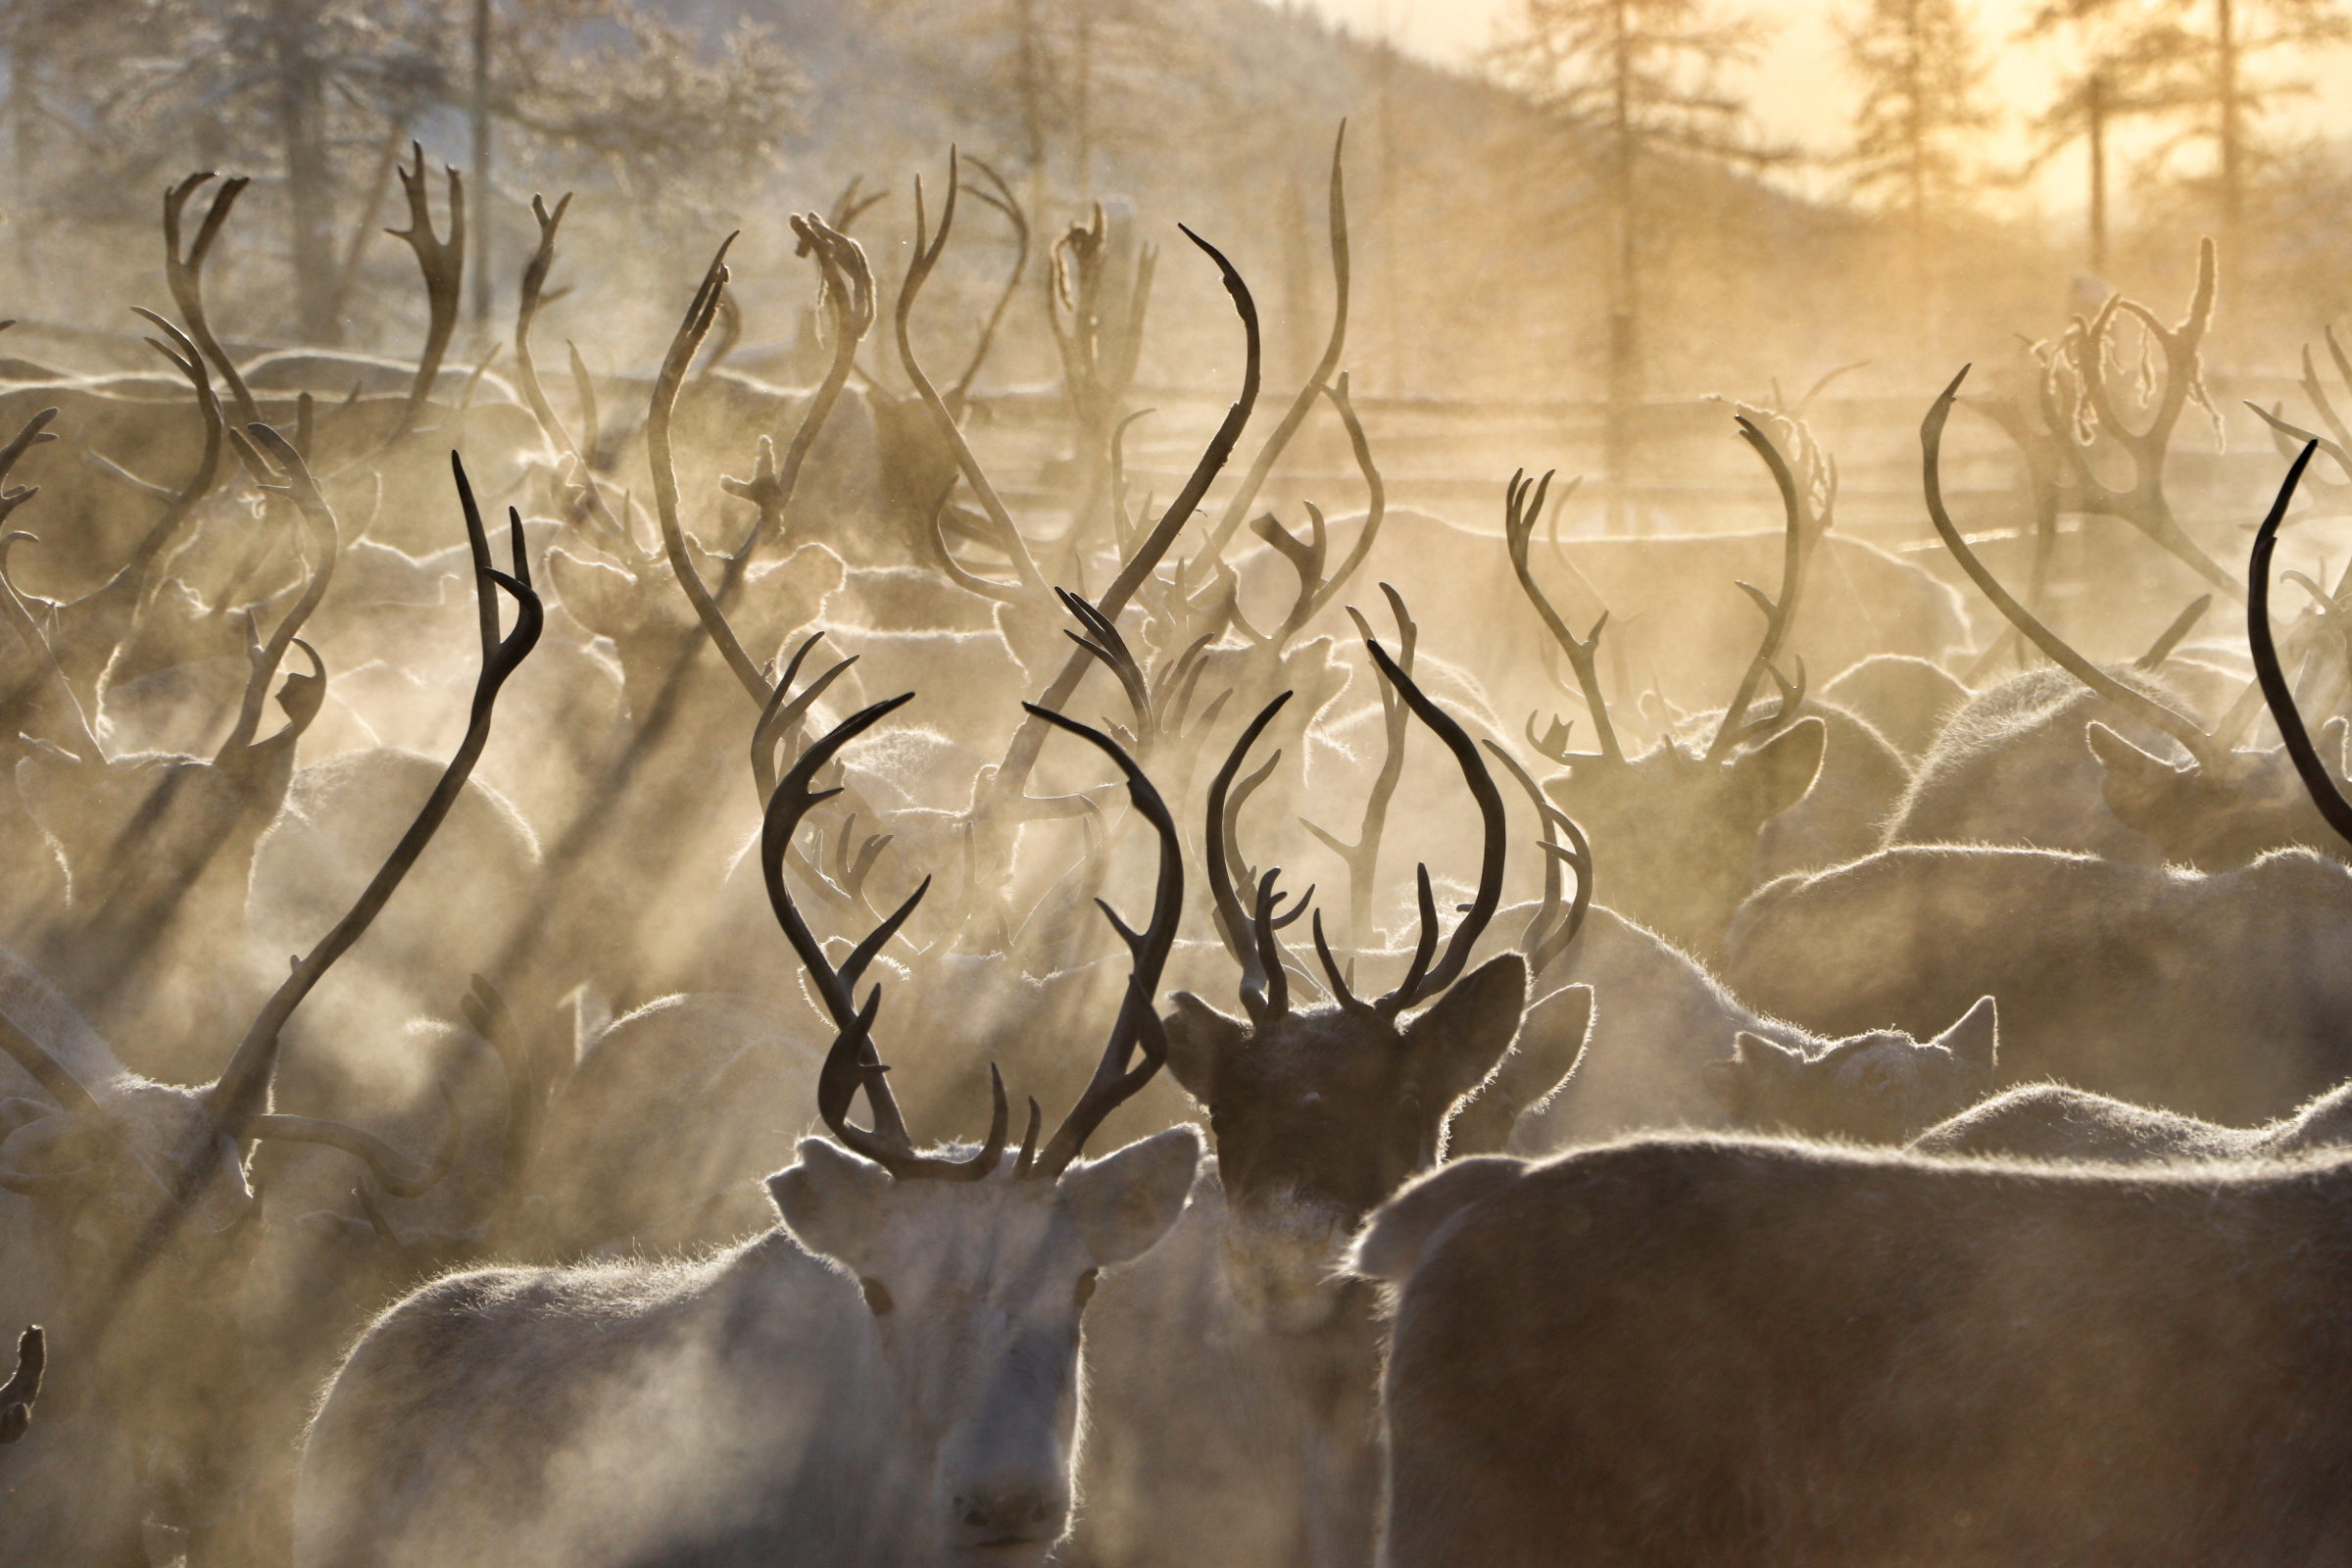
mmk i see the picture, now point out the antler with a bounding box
[946,153,1028,412]
[895,151,1046,594]
[1203,122,1348,559]
[1925,366,2230,774]
[381,144,466,450]
[2041,240,2243,601]
[163,172,260,427]
[1309,640,1507,1017]
[1202,693,1298,1031]
[1504,467,1620,764]
[2249,441,2352,845]
[1018,706,1184,1178]
[0,1326,41,1444]
[1301,584,1416,957]
[766,696,1005,1181]
[1704,416,1812,761]
[214,425,336,764]
[207,450,542,1150]
[1483,739,1593,976]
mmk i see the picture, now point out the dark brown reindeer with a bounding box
[0,442,539,1566]
[1354,448,2352,1568]
[1075,642,1586,1568]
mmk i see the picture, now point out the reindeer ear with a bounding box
[1160,993,1245,1104]
[768,1137,892,1270]
[1735,715,1825,822]
[2088,721,2190,831]
[1931,996,1998,1082]
[545,546,640,640]
[1060,1125,1201,1267]
[1405,953,1528,1105]
[1443,982,1589,1158]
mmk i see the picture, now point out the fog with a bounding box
[6,0,2352,1563]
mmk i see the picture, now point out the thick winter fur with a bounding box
[1358,1135,2352,1568]
[1881,665,2191,859]
[1725,844,2352,1123]
[1912,1078,2352,1162]
[294,1128,1200,1568]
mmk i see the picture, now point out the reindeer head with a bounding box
[760,694,1201,1561]
[1702,997,1999,1144]
[1161,648,1545,1332]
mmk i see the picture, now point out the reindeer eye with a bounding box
[1073,1268,1100,1309]
[858,1278,895,1317]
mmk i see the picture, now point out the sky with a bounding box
[1295,0,2352,221]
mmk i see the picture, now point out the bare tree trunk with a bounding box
[272,0,339,344]
[2087,71,2108,277]
[2216,0,2241,286]
[1605,0,1639,534]
[470,0,492,332]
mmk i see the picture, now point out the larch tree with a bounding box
[2028,0,2350,283]
[1490,0,1783,528]
[1838,0,1994,355]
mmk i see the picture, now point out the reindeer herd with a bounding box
[5,125,2352,1566]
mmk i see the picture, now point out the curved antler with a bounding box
[208,451,542,1138]
[766,696,1005,1181]
[1202,692,1295,1031]
[1021,705,1184,1178]
[1504,467,1619,764]
[1704,417,1810,761]
[1925,366,2228,774]
[2248,441,2352,844]
[0,1325,42,1444]
[1309,641,1508,1016]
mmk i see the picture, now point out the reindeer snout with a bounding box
[949,1471,1067,1550]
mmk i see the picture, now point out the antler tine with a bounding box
[2249,441,2352,846]
[1310,909,1372,1015]
[1482,737,1593,975]
[217,424,338,762]
[1504,467,1619,763]
[1058,587,1152,741]
[2134,595,2214,671]
[751,630,859,803]
[163,172,261,426]
[1021,704,1186,1177]
[1249,869,1298,1021]
[1925,367,2227,773]
[897,150,1046,595]
[1202,693,1293,1019]
[800,817,1002,1184]
[246,1083,462,1200]
[761,695,938,1159]
[1304,584,1417,956]
[1364,639,1507,1013]
[208,451,543,1136]
[381,144,465,449]
[1705,416,1809,761]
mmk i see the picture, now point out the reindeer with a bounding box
[1910,1077,2352,1162]
[0,440,537,1563]
[1074,645,1583,1568]
[293,695,1200,1568]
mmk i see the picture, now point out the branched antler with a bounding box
[163,172,260,427]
